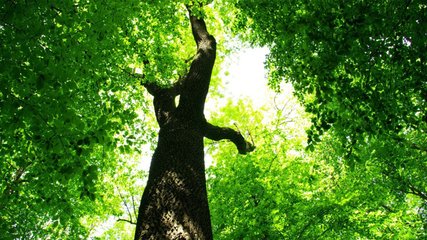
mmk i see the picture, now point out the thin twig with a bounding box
[246,130,255,147]
[131,194,138,220]
[116,187,133,224]
[117,218,136,225]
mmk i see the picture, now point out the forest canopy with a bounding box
[1,0,426,239]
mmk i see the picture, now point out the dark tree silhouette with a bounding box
[134,7,255,240]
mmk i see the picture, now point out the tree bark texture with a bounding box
[134,9,254,240]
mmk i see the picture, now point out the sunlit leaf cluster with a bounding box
[208,96,426,239]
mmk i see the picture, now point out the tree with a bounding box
[2,0,425,239]
[133,5,254,239]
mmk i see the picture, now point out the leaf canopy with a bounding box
[221,0,427,146]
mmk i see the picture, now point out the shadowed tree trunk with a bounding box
[134,7,255,240]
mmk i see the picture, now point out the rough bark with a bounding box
[134,8,254,240]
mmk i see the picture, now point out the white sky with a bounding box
[220,47,271,107]
[204,47,272,114]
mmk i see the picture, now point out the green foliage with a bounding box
[0,1,195,238]
[208,97,426,239]
[222,0,427,146]
[208,1,426,238]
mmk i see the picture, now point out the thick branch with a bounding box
[408,184,427,201]
[186,3,212,42]
[126,68,181,126]
[175,8,216,120]
[122,65,181,98]
[204,122,255,154]
[145,85,176,127]
[143,82,163,96]
[189,14,210,44]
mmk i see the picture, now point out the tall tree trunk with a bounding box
[134,7,254,240]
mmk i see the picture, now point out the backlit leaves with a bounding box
[0,1,191,238]
[224,0,427,145]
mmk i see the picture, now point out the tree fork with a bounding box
[134,6,254,240]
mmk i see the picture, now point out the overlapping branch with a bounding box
[204,122,255,154]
